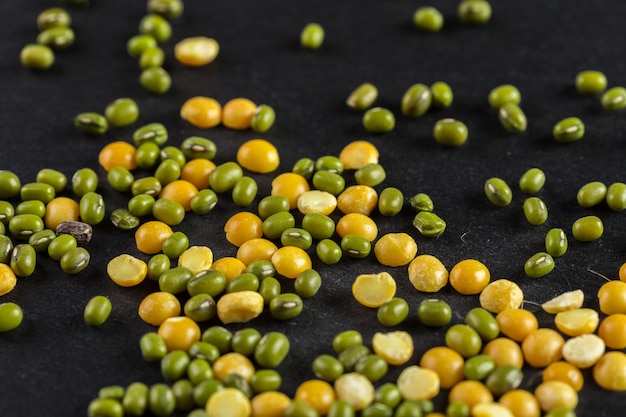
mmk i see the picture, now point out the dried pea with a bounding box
[484,177,512,207]
[10,244,37,277]
[378,187,403,216]
[294,269,322,298]
[606,182,626,211]
[0,171,21,199]
[316,239,342,265]
[72,168,98,197]
[430,81,453,108]
[401,83,431,117]
[601,86,626,110]
[524,252,555,278]
[110,209,140,230]
[292,157,315,180]
[28,229,56,252]
[37,7,71,30]
[80,192,105,225]
[8,214,44,240]
[20,182,55,204]
[545,228,568,257]
[553,117,585,142]
[251,104,276,133]
[20,44,54,70]
[340,234,371,258]
[433,118,468,146]
[133,123,168,146]
[498,103,527,133]
[363,107,395,133]
[232,176,258,207]
[523,197,548,225]
[300,22,324,49]
[75,112,109,135]
[458,0,492,24]
[575,70,607,94]
[269,293,303,320]
[254,331,290,368]
[346,83,378,111]
[84,295,112,326]
[571,215,603,242]
[488,85,521,108]
[60,247,90,274]
[413,7,444,32]
[412,211,446,237]
[519,167,546,194]
[576,181,607,207]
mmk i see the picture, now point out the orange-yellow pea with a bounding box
[620,262,626,282]
[593,351,626,391]
[448,380,493,409]
[138,291,181,326]
[211,257,247,281]
[598,313,626,349]
[181,158,216,190]
[44,196,79,230]
[521,328,564,368]
[482,337,524,369]
[250,391,292,417]
[335,213,378,242]
[157,316,201,352]
[237,238,279,266]
[135,220,173,254]
[222,98,257,130]
[224,212,264,247]
[419,346,465,389]
[237,139,280,174]
[448,259,490,295]
[271,246,312,279]
[337,185,378,216]
[295,380,336,416]
[597,280,626,314]
[495,308,538,342]
[212,352,256,382]
[175,36,219,67]
[159,179,199,212]
[542,361,584,392]
[271,172,310,210]
[374,232,418,267]
[0,264,17,296]
[339,140,379,170]
[98,141,138,172]
[498,389,541,417]
[180,96,222,128]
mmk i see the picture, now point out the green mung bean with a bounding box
[269,293,303,320]
[545,228,568,257]
[485,365,523,396]
[401,83,431,117]
[20,44,54,70]
[363,107,395,133]
[333,330,363,354]
[56,220,93,244]
[98,386,125,400]
[355,354,388,383]
[458,0,492,24]
[139,332,168,362]
[172,379,194,413]
[80,192,105,225]
[0,201,14,224]
[250,369,282,393]
[258,276,281,304]
[122,382,149,416]
[140,67,171,94]
[553,117,585,142]
[300,22,324,49]
[312,170,345,195]
[355,163,386,187]
[523,197,548,225]
[87,398,123,417]
[433,118,468,146]
[28,229,56,252]
[232,176,258,207]
[133,123,168,146]
[519,167,545,194]
[135,142,161,169]
[147,0,184,20]
[0,171,21,199]
[107,167,134,193]
[209,162,243,193]
[72,168,98,197]
[524,252,555,278]
[292,157,315,179]
[10,244,36,277]
[413,6,444,32]
[577,181,607,207]
[187,270,226,298]
[375,383,402,410]
[225,273,260,293]
[417,299,452,327]
[281,228,313,250]
[498,103,527,133]
[201,326,232,354]
[328,399,355,417]
[575,70,607,94]
[262,211,296,240]
[251,104,276,133]
[230,328,262,357]
[316,239,342,265]
[412,211,446,237]
[15,200,45,218]
[139,14,172,42]
[464,307,499,341]
[245,260,276,280]
[302,212,335,239]
[154,159,181,186]
[362,402,393,417]
[37,8,71,30]
[48,234,77,261]
[152,198,185,226]
[60,247,90,274]
[187,358,213,385]
[378,187,404,216]
[105,97,139,128]
[346,83,378,111]
[148,383,176,417]
[0,235,13,264]
[181,137,217,160]
[139,46,165,69]
[294,268,322,298]
[74,112,108,136]
[377,297,409,327]
[162,231,189,259]
[445,324,482,357]
[286,400,319,417]
[0,302,23,333]
[159,266,192,294]
[131,177,162,197]
[8,214,44,240]
[160,350,190,381]
[601,86,626,110]
[464,354,496,381]
[147,253,170,281]
[315,155,344,174]
[338,345,371,372]
[37,26,75,49]
[484,177,512,207]
[340,234,371,258]
[192,380,223,408]
[36,169,67,193]
[190,189,217,214]
[20,182,55,204]
[127,34,158,58]
[606,182,626,211]
[84,295,112,326]
[312,354,345,382]
[128,194,156,217]
[431,81,453,108]
[258,195,290,220]
[254,331,290,368]
[571,215,603,242]
[222,374,253,399]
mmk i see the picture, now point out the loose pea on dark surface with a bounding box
[187,358,213,385]
[340,234,371,258]
[262,211,296,240]
[99,385,125,400]
[292,157,315,180]
[20,44,55,70]
[139,332,168,362]
[0,302,23,332]
[159,267,192,294]
[601,86,626,110]
[20,182,55,204]
[80,192,105,225]
[73,111,108,136]
[84,295,112,326]
[128,194,156,217]
[251,104,276,133]
[0,171,21,199]
[131,177,162,197]
[48,234,77,261]
[413,6,444,32]
[431,81,454,108]
[498,103,527,133]
[122,382,149,416]
[315,155,344,174]
[140,46,165,69]
[316,239,342,265]
[225,273,260,293]
[312,354,345,382]
[488,84,521,108]
[60,247,90,274]
[374,383,402,409]
[133,122,168,146]
[571,215,603,242]
[36,169,67,193]
[192,380,223,408]
[258,195,290,220]
[147,253,170,281]
[258,276,281,304]
[294,268,322,298]
[269,293,303,320]
[409,192,434,212]
[147,0,184,19]
[135,142,161,170]
[231,328,262,356]
[302,212,335,240]
[139,13,172,42]
[484,177,513,207]
[281,228,313,250]
[458,0,492,24]
[327,399,355,417]
[355,354,388,382]
[110,208,140,230]
[378,187,404,216]
[152,198,185,226]
[545,227,568,257]
[606,182,626,211]
[553,117,585,142]
[160,350,190,381]
[105,98,140,128]
[0,235,13,264]
[433,118,468,146]
[401,83,431,117]
[377,297,409,327]
[464,307,499,341]
[87,398,123,417]
[201,326,232,355]
[519,167,545,194]
[523,196,548,225]
[412,211,446,237]
[16,200,46,217]
[190,189,218,214]
[355,163,386,187]
[332,330,363,353]
[300,22,324,49]
[222,374,253,398]
[286,400,319,417]
[8,213,44,240]
[524,251,555,278]
[187,269,226,298]
[485,364,523,396]
[37,7,72,30]
[338,344,371,372]
[72,168,98,197]
[445,324,482,357]
[208,162,243,193]
[188,341,220,363]
[245,259,276,280]
[148,383,176,417]
[162,231,189,259]
[576,181,607,207]
[37,26,75,49]
[346,83,378,111]
[575,70,608,94]
[362,107,395,133]
[254,331,290,368]
[417,299,452,327]
[127,34,158,58]
[140,67,171,94]
[181,136,217,160]
[463,354,496,380]
[0,201,15,224]
[232,176,258,207]
[28,229,56,252]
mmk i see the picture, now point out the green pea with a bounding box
[445,324,482,357]
[79,192,105,225]
[105,97,139,128]
[301,22,324,49]
[524,252,555,278]
[463,354,496,381]
[20,182,55,204]
[545,228,568,258]
[139,332,168,361]
[484,177,512,207]
[87,398,123,417]
[312,171,345,196]
[333,330,363,354]
[458,0,492,24]
[281,227,313,250]
[377,297,409,327]
[572,215,603,242]
[188,341,220,363]
[302,213,335,240]
[446,402,469,417]
[465,307,499,341]
[99,386,125,400]
[544,408,577,417]
[0,235,12,264]
[258,276,281,304]
[362,403,393,417]
[374,383,402,409]
[9,214,44,240]
[346,83,378,111]
[315,155,344,174]
[601,86,626,110]
[519,167,545,194]
[340,234,371,258]
[154,159,181,187]
[231,328,262,356]
[328,399,356,417]
[363,107,395,133]
[122,382,149,416]
[488,84,521,108]
[127,194,155,217]
[132,177,163,197]
[257,195,289,220]
[294,269,322,299]
[498,103,527,133]
[222,373,253,398]
[606,182,626,211]
[72,168,98,197]
[159,266,192,294]
[139,14,172,42]
[418,299,452,327]
[187,358,213,385]
[201,326,232,354]
[15,200,45,218]
[316,239,342,265]
[523,196,548,225]
[28,229,56,252]
[0,302,23,332]
[147,253,170,281]
[433,118,468,146]
[148,383,176,417]
[37,8,72,30]
[292,157,315,179]
[409,193,433,212]
[378,187,404,216]
[161,350,190,381]
[430,81,453,108]
[232,176,258,207]
[577,181,607,207]
[127,34,157,58]
[396,400,431,417]
[286,400,319,417]
[413,6,444,32]
[160,147,186,168]
[135,142,161,169]
[187,269,226,298]
[250,369,282,393]
[110,208,139,230]
[139,46,165,69]
[209,162,243,193]
[269,293,303,320]
[254,331,290,368]
[48,234,77,261]
[245,260,276,280]
[74,112,109,135]
[190,189,218,214]
[181,136,217,160]
[0,221,4,236]
[83,295,112,326]
[37,26,75,49]
[412,211,446,237]
[0,171,21,199]
[192,379,223,408]
[147,0,184,20]
[152,198,185,226]
[553,117,585,142]
[225,273,260,293]
[338,345,371,372]
[355,163,386,187]
[160,231,188,259]
[140,67,171,94]
[575,70,607,94]
[312,354,345,382]
[20,44,55,70]
[36,168,67,193]
[251,104,276,133]
[133,123,168,146]
[263,211,296,240]
[60,247,90,274]
[485,364,523,396]
[401,83,431,117]
[356,354,388,383]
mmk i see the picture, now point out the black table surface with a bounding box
[2,1,626,416]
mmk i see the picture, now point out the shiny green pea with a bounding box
[333,330,363,354]
[338,345,371,372]
[300,22,324,49]
[159,267,192,294]
[28,229,56,252]
[15,200,45,217]
[162,231,189,259]
[410,192,434,212]
[545,228,568,257]
[572,215,603,242]
[328,399,356,417]
[315,156,344,174]
[110,209,139,230]
[259,276,281,304]
[161,350,190,381]
[601,86,626,110]
[122,382,148,417]
[36,169,67,193]
[127,34,158,58]
[488,84,521,108]
[607,182,626,211]
[418,299,452,327]
[262,211,296,240]
[316,239,343,265]
[401,83,431,117]
[158,153,186,177]
[139,46,165,69]
[222,373,253,398]
[8,214,44,240]
[181,136,217,160]
[544,409,577,417]
[294,269,322,298]
[226,273,260,293]
[72,168,98,197]
[10,244,36,277]
[0,235,12,264]
[485,364,523,396]
[464,354,496,381]
[20,182,55,204]
[281,227,313,250]
[140,67,171,94]
[139,13,171,42]
[245,260,276,280]
[484,178,512,207]
[257,195,290,220]
[312,354,345,382]
[105,98,139,128]
[577,181,607,207]
[524,252,555,278]
[374,383,402,410]
[251,104,276,133]
[377,298,409,327]
[575,70,607,94]
[458,0,492,24]
[37,26,75,49]
[190,189,218,214]
[187,358,213,385]
[0,221,4,236]
[161,145,189,165]
[209,162,243,193]
[74,112,108,136]
[148,383,176,417]
[107,167,134,192]
[20,44,55,70]
[84,295,112,326]
[147,0,184,20]
[152,198,185,226]
[128,194,156,217]
[498,103,527,133]
[269,293,303,320]
[302,212,335,240]
[523,196,548,225]
[201,326,232,355]
[292,157,315,179]
[445,324,482,357]
[446,402,469,417]
[231,328,262,356]
[37,7,71,30]
[187,270,226,297]
[184,294,216,322]
[465,307,499,341]
[340,234,371,258]
[413,6,444,32]
[355,163,386,187]
[48,234,77,261]
[188,341,221,363]
[286,400,319,417]
[553,117,585,142]
[312,170,346,195]
[139,332,168,362]
[250,369,282,393]
[147,253,170,281]
[393,401,423,417]
[87,398,123,417]
[412,211,446,237]
[362,403,393,417]
[60,247,90,274]
[363,107,395,133]
[378,187,404,216]
[232,176,258,207]
[0,171,21,199]
[98,386,124,401]
[355,354,388,382]
[79,192,105,225]
[254,331,290,368]
[133,123,168,146]
[433,118,468,146]
[132,177,162,197]
[346,83,378,111]
[0,302,23,333]
[430,81,453,108]
[192,379,223,408]
[135,142,161,169]
[519,167,545,194]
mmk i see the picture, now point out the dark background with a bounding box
[1,1,626,416]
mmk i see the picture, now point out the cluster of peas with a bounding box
[412,1,492,33]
